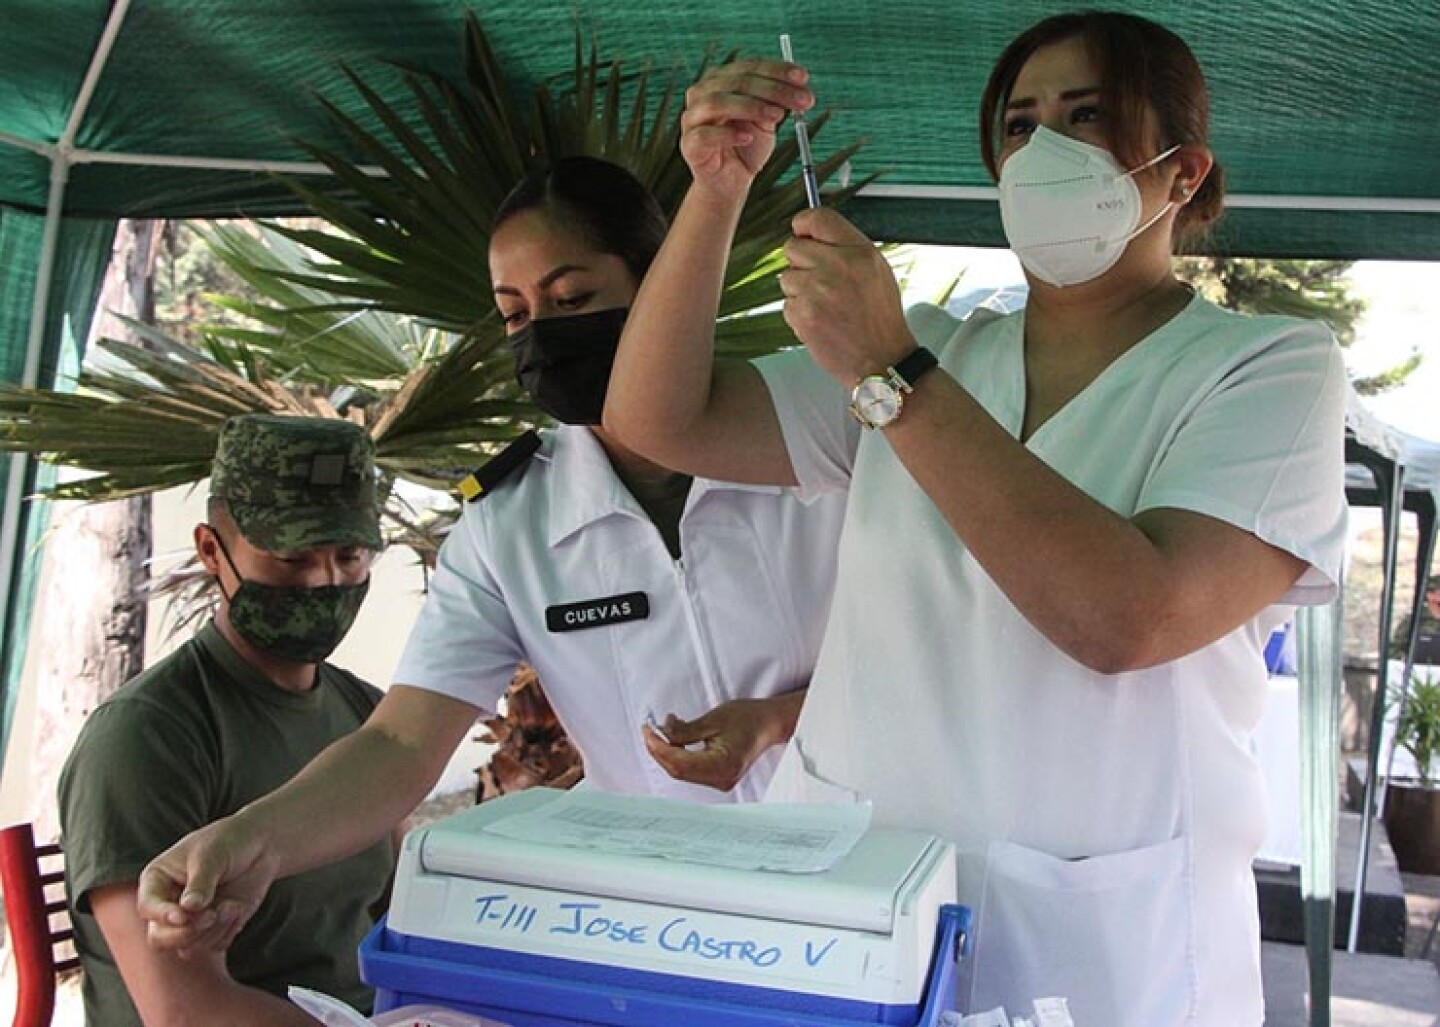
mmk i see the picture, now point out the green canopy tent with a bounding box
[2,3,1437,1023]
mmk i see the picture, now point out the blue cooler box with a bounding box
[360,789,968,1026]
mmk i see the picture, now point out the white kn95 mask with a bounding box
[998,126,1180,287]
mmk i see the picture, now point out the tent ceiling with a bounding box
[2,0,1437,257]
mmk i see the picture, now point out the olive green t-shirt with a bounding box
[1391,608,1440,658]
[58,621,395,1026]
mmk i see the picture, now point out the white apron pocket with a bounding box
[967,836,1194,1027]
[762,737,866,806]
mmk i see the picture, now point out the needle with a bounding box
[645,709,672,744]
[779,34,821,208]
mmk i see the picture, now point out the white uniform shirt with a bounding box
[394,425,845,802]
[757,296,1348,1026]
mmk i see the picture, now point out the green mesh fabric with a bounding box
[0,0,1435,254]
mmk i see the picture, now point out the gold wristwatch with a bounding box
[848,347,939,430]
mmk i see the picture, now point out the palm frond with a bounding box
[256,12,867,355]
[0,313,364,501]
[202,223,425,382]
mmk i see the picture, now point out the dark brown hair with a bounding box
[493,157,668,281]
[979,10,1225,245]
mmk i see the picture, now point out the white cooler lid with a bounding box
[416,789,944,934]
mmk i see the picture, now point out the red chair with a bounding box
[0,823,79,1027]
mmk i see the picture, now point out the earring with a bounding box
[1179,185,1193,198]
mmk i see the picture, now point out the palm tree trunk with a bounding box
[25,220,158,844]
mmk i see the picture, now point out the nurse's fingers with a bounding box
[655,712,713,747]
[788,207,872,249]
[145,903,235,954]
[645,735,744,793]
[136,860,205,929]
[684,58,812,119]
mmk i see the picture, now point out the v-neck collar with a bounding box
[1009,291,1206,446]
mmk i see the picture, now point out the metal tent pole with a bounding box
[858,182,1440,214]
[0,0,131,729]
[1298,598,1343,1027]
[0,156,68,684]
[1379,492,1439,809]
[67,150,382,175]
[1349,459,1406,952]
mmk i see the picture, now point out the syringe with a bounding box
[779,34,821,208]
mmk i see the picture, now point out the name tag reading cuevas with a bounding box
[545,591,650,633]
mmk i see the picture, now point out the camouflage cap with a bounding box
[211,414,382,552]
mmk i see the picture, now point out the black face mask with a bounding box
[509,307,628,425]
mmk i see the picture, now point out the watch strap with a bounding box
[890,347,939,390]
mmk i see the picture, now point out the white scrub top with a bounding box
[394,425,845,802]
[758,296,1348,1026]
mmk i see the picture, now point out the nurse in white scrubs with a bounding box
[604,11,1346,1027]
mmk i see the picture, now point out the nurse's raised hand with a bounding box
[780,207,915,384]
[681,58,814,203]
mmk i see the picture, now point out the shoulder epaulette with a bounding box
[458,430,542,502]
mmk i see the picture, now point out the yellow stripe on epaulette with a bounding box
[457,430,542,502]
[457,475,485,502]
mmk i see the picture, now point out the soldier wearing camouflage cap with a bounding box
[205,414,382,666]
[58,413,393,1025]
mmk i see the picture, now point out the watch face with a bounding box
[851,376,901,428]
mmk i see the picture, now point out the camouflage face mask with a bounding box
[213,532,369,664]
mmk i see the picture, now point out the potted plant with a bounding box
[1383,668,1440,873]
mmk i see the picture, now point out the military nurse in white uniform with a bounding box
[605,12,1346,1026]
[390,157,843,801]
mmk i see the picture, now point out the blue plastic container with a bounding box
[361,904,970,1027]
[1264,623,1295,675]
